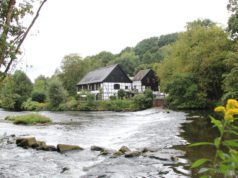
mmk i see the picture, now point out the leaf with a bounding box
[214,137,221,148]
[189,142,214,147]
[223,140,238,148]
[210,117,223,134]
[191,159,210,168]
[217,150,225,160]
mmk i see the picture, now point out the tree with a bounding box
[0,0,48,79]
[158,20,231,108]
[58,54,85,96]
[48,78,68,109]
[31,75,49,102]
[0,70,32,110]
[227,0,238,38]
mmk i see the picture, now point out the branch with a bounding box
[4,0,48,74]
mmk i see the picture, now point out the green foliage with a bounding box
[59,97,78,111]
[158,20,231,109]
[58,54,85,96]
[48,78,68,110]
[227,0,238,39]
[222,65,238,102]
[22,99,48,111]
[5,113,51,125]
[31,91,46,103]
[97,99,134,111]
[133,89,153,110]
[165,74,207,109]
[0,70,32,110]
[118,89,126,99]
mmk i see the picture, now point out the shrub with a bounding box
[22,99,48,111]
[5,113,52,125]
[97,99,134,111]
[118,89,126,99]
[133,90,153,110]
[59,97,78,111]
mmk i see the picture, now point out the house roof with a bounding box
[133,69,151,81]
[77,64,118,85]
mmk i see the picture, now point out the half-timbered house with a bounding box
[77,64,132,100]
[132,69,159,93]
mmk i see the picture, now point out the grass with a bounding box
[5,113,52,125]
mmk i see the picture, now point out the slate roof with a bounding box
[133,69,151,81]
[77,64,118,85]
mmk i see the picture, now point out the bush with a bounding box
[5,113,52,125]
[59,97,78,111]
[97,99,134,111]
[133,89,153,110]
[118,89,126,99]
[22,99,48,111]
[78,101,97,111]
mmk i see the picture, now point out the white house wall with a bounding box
[132,81,144,93]
[101,82,132,100]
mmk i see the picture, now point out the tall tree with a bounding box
[58,54,85,96]
[0,0,48,79]
[227,0,238,38]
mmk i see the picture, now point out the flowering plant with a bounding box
[190,99,238,178]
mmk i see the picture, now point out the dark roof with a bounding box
[133,69,151,81]
[77,64,118,85]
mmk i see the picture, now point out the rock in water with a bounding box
[60,167,69,173]
[125,151,141,158]
[110,151,124,158]
[16,137,37,148]
[90,145,105,151]
[118,146,130,153]
[57,144,83,153]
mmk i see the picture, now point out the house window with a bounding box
[125,86,128,90]
[114,84,120,90]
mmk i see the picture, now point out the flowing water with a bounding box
[0,108,206,178]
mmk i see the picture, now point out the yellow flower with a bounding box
[224,113,234,121]
[226,109,238,116]
[214,99,238,122]
[214,106,226,113]
[226,99,238,109]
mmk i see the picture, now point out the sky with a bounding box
[18,0,230,81]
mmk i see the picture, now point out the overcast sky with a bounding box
[18,0,230,81]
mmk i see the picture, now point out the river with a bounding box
[0,108,204,178]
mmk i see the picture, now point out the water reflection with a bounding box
[174,110,219,177]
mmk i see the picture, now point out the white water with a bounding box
[0,108,190,178]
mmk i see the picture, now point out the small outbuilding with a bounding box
[76,64,132,100]
[132,69,159,93]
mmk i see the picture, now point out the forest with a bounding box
[0,0,238,111]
